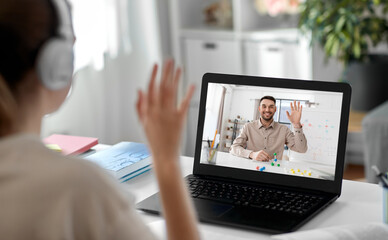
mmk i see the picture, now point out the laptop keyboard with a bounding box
[187,177,324,215]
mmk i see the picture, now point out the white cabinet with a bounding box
[184,39,241,94]
[183,38,242,156]
[245,41,287,78]
[244,38,312,80]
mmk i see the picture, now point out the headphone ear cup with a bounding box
[36,39,74,90]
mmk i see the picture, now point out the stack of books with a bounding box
[43,134,98,155]
[84,142,152,182]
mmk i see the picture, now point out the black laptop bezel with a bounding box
[193,73,351,195]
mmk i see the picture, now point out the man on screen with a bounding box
[230,96,307,161]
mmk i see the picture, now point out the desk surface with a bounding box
[120,156,383,239]
[202,151,335,180]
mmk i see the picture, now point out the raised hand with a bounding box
[286,101,302,128]
[136,60,195,160]
[136,60,199,240]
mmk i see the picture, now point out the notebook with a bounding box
[43,134,98,155]
[137,73,351,233]
[84,142,152,182]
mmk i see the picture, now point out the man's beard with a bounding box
[261,113,273,121]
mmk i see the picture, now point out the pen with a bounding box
[372,165,388,187]
[211,129,218,149]
[208,149,216,162]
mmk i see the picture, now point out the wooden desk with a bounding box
[346,111,367,166]
[348,111,367,132]
[119,156,383,239]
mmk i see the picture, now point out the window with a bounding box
[68,0,131,71]
[274,99,307,126]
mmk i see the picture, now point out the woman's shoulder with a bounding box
[51,150,126,199]
[1,134,129,201]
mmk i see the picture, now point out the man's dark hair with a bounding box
[259,96,276,105]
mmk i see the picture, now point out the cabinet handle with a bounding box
[267,47,280,52]
[204,43,217,49]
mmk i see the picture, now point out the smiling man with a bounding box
[230,96,308,161]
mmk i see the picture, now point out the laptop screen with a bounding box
[194,73,351,193]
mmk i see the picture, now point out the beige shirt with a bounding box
[230,119,307,160]
[0,134,156,240]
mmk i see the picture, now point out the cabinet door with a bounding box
[183,38,241,156]
[244,40,311,80]
[184,39,241,85]
[245,41,286,78]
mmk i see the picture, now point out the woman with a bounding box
[0,0,199,239]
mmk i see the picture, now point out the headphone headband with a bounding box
[51,0,74,39]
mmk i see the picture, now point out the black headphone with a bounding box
[35,0,74,90]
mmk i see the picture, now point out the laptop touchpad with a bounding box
[193,198,234,218]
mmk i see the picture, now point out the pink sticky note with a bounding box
[43,134,98,155]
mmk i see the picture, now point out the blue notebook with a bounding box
[85,142,152,181]
[120,165,152,182]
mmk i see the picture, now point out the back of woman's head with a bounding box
[0,0,57,135]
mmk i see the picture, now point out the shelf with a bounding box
[180,29,236,40]
[228,120,249,125]
[235,0,299,31]
[180,28,303,42]
[239,14,299,32]
[177,0,234,31]
[240,28,301,41]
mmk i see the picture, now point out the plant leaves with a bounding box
[335,15,347,32]
[324,33,336,54]
[331,39,340,56]
[353,42,361,59]
[297,0,388,64]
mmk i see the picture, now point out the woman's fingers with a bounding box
[172,67,182,106]
[147,64,158,106]
[160,60,175,108]
[136,90,146,122]
[136,90,142,118]
[161,60,173,90]
[179,85,195,117]
[142,61,190,119]
[164,67,181,108]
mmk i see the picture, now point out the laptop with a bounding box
[137,73,351,233]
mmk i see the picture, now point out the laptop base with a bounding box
[137,174,337,234]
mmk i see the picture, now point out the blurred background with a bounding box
[41,0,388,182]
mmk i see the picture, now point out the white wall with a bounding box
[41,0,162,145]
[217,85,341,146]
[225,87,317,122]
[312,44,343,82]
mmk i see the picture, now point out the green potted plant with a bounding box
[298,0,388,111]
